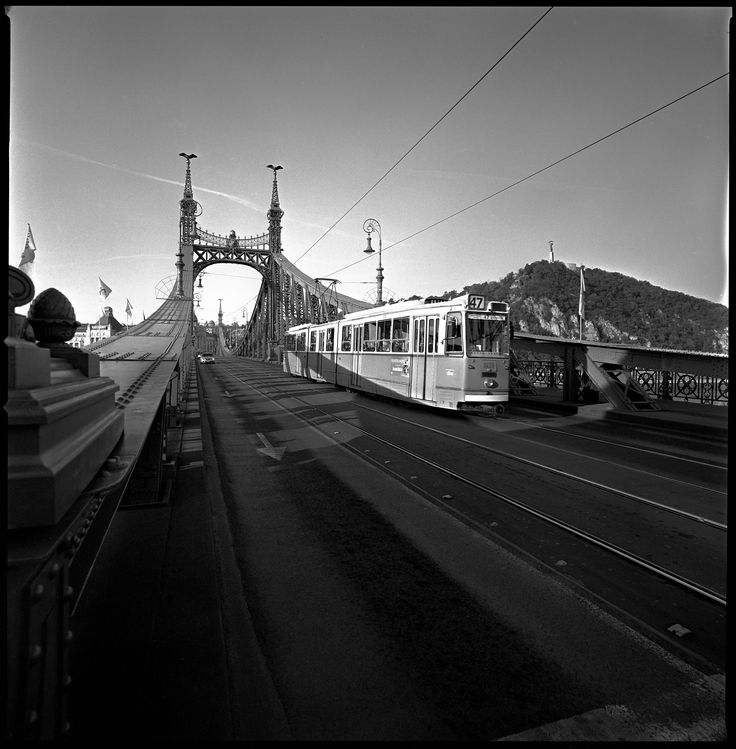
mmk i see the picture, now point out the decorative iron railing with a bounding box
[632,368,728,405]
[514,358,728,405]
[194,227,270,250]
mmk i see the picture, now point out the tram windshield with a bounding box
[466,313,508,355]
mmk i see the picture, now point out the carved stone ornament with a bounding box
[27,288,81,343]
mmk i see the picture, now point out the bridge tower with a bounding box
[176,155,370,364]
[267,164,284,254]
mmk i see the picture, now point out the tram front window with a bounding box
[445,313,463,353]
[466,314,507,354]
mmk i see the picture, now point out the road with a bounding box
[196,356,726,741]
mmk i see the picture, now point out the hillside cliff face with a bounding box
[444,260,728,354]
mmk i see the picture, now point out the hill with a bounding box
[440,260,728,354]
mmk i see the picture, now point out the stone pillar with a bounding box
[6,278,124,529]
[6,267,127,741]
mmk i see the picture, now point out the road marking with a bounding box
[256,432,286,461]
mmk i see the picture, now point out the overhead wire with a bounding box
[292,6,555,265]
[327,72,729,279]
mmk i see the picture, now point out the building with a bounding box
[71,306,125,348]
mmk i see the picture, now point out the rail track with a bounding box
[214,359,727,670]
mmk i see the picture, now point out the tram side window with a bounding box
[391,317,410,352]
[341,326,352,351]
[310,331,317,352]
[285,334,295,351]
[445,313,463,353]
[428,318,437,353]
[413,318,426,354]
[296,332,306,351]
[363,320,378,351]
[325,327,335,352]
[377,319,392,352]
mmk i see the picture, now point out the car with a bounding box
[199,353,215,364]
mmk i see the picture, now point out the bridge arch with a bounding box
[177,157,371,361]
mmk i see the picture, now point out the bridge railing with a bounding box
[512,353,728,405]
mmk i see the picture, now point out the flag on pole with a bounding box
[19,224,36,276]
[125,298,133,317]
[578,266,586,319]
[99,278,112,300]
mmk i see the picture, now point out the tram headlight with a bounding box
[483,378,498,389]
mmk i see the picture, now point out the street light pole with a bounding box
[362,218,383,305]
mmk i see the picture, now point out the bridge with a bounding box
[6,158,728,740]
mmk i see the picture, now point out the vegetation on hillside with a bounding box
[440,260,728,353]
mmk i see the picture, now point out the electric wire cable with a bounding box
[292,6,555,265]
[327,72,729,279]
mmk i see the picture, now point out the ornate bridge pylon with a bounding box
[176,156,371,361]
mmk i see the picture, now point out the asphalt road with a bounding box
[197,357,725,740]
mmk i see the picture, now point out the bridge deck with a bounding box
[68,358,726,741]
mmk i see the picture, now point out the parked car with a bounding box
[199,353,215,364]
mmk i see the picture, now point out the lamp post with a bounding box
[362,218,384,305]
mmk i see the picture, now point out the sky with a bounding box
[8,6,730,326]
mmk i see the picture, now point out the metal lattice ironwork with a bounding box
[177,159,371,362]
[514,357,728,406]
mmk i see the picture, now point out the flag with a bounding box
[578,266,586,319]
[99,278,112,299]
[125,298,133,317]
[19,224,36,275]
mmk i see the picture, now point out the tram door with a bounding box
[350,324,363,388]
[410,316,439,400]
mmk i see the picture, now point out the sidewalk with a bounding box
[510,388,728,442]
[68,363,289,741]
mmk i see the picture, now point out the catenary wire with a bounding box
[292,6,555,265]
[327,72,729,280]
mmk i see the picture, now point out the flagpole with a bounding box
[578,265,585,341]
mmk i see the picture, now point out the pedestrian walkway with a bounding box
[68,362,289,741]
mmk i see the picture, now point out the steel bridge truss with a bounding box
[190,237,370,362]
[179,158,370,362]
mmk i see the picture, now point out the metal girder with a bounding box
[188,236,371,361]
[574,348,660,411]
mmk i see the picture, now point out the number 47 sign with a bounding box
[468,294,485,310]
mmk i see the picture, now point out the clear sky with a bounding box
[8,6,730,326]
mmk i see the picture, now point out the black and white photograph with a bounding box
[7,6,727,741]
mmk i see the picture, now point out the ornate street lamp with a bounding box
[362,218,384,305]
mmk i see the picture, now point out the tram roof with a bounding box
[285,294,508,333]
[337,293,508,321]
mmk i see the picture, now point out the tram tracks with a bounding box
[352,403,727,531]
[217,363,726,670]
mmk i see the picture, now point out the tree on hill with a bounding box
[441,260,728,353]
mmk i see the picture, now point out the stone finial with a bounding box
[27,288,81,344]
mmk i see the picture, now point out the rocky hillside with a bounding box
[441,260,728,354]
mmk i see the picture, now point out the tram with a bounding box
[283,293,511,414]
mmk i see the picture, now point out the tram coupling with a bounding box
[460,403,506,417]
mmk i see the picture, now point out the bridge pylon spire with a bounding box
[177,153,199,297]
[267,165,284,254]
[180,152,197,198]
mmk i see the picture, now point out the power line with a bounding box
[292,6,555,265]
[328,72,729,279]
